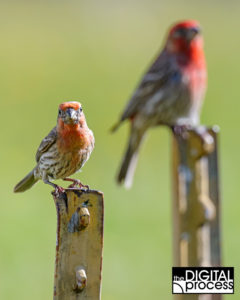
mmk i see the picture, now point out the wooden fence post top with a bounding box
[52,188,104,300]
[172,126,222,299]
[172,126,219,160]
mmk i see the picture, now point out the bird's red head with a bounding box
[166,20,203,57]
[59,101,82,112]
[58,101,83,125]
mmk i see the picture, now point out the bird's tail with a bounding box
[14,169,38,193]
[117,128,145,189]
[110,120,121,133]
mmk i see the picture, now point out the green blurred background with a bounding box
[1,1,239,299]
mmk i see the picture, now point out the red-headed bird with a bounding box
[14,101,94,194]
[112,20,207,188]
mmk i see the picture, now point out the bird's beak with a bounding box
[66,108,78,123]
[187,27,201,41]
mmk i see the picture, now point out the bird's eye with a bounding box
[58,109,62,115]
[172,28,185,38]
[79,107,83,112]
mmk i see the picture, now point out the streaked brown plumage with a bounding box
[112,20,207,188]
[14,101,94,193]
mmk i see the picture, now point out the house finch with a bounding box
[14,101,94,194]
[112,20,207,188]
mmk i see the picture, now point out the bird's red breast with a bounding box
[56,117,90,152]
[167,20,207,99]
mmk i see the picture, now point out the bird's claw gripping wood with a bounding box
[171,125,192,139]
[193,126,216,155]
[52,185,66,199]
[64,178,90,190]
[173,125,215,159]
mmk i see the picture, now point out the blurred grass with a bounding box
[0,1,240,299]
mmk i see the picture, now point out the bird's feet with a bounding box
[52,185,66,199]
[171,124,192,139]
[171,125,215,156]
[64,178,89,191]
[193,126,215,155]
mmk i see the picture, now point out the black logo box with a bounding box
[172,267,234,281]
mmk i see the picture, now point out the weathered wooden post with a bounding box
[172,126,221,300]
[52,188,104,300]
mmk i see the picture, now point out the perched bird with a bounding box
[14,101,94,194]
[112,20,207,188]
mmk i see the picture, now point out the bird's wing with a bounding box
[35,127,57,162]
[120,50,181,121]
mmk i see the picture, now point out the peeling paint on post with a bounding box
[172,127,222,300]
[52,189,104,300]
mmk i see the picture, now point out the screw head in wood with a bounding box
[73,267,87,292]
[79,207,90,229]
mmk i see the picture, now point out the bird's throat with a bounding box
[57,120,88,151]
